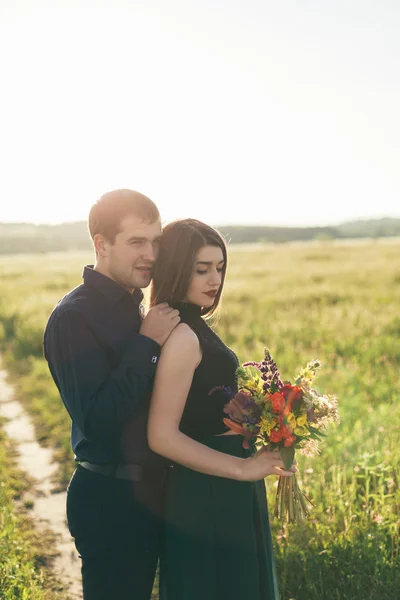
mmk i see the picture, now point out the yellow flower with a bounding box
[246,381,261,393]
[286,413,309,436]
[293,413,309,436]
[294,425,309,436]
[296,414,308,427]
[260,415,275,436]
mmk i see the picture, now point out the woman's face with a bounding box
[185,245,225,308]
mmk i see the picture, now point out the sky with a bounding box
[0,0,399,227]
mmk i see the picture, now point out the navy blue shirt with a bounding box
[43,265,165,467]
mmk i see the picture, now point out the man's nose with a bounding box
[142,243,156,262]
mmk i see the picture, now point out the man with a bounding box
[43,189,180,599]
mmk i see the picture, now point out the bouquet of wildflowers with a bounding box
[223,348,339,523]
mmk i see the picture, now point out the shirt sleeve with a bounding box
[44,308,160,444]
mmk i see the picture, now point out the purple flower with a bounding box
[243,348,283,392]
[208,385,235,398]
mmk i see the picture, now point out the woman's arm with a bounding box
[148,324,295,481]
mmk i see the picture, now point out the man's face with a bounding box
[102,214,162,292]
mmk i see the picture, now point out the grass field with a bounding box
[0,423,67,599]
[0,239,399,599]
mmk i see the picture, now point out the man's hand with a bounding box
[139,303,181,347]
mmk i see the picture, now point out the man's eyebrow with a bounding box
[126,235,162,243]
[196,260,225,266]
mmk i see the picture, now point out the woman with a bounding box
[148,219,294,599]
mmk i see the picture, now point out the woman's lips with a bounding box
[204,290,218,297]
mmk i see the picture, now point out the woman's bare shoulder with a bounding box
[165,322,199,346]
[161,322,201,364]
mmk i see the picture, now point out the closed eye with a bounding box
[196,267,224,275]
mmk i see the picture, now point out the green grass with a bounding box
[0,423,67,599]
[1,240,400,599]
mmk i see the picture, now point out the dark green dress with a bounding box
[160,304,280,600]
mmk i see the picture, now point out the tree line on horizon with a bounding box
[0,217,399,255]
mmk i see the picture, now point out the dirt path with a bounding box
[0,366,82,599]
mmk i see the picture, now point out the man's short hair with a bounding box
[88,189,160,243]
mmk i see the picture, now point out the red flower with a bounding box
[270,429,283,443]
[270,392,285,414]
[223,418,246,435]
[284,434,296,447]
[281,384,303,413]
[280,425,293,439]
[223,419,254,450]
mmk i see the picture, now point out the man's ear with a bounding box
[93,234,108,258]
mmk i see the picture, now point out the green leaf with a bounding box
[308,425,328,437]
[279,446,295,470]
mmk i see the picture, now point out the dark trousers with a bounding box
[67,465,165,600]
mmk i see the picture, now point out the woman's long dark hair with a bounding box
[150,219,227,317]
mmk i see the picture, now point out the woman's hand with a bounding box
[238,447,298,482]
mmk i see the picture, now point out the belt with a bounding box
[78,461,166,482]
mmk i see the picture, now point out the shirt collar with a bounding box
[82,265,144,306]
